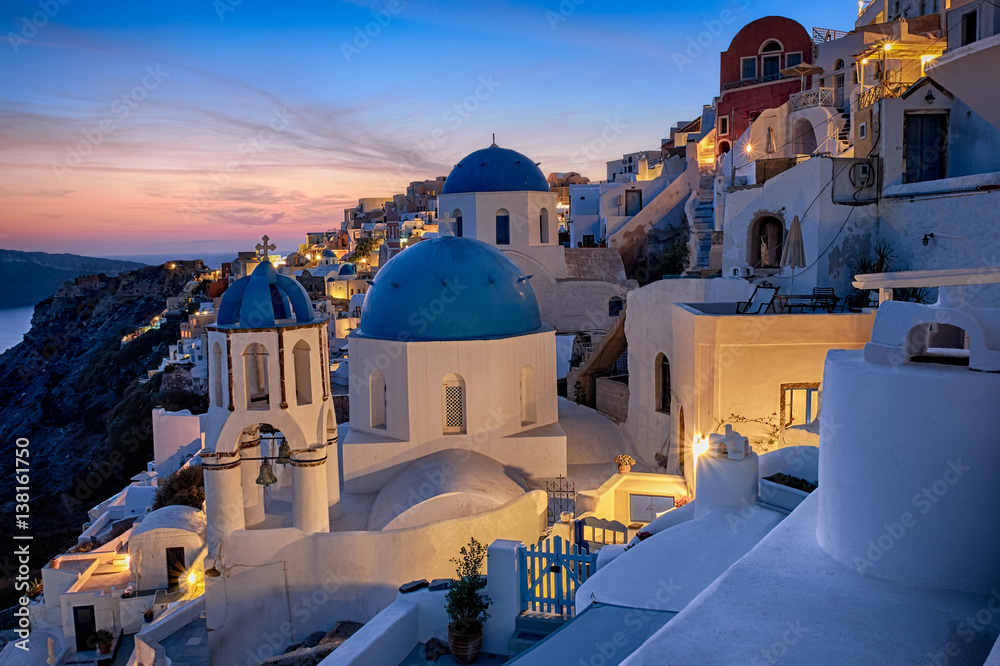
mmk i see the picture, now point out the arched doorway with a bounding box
[748,215,784,269]
[792,118,818,155]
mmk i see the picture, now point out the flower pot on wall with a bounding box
[448,626,483,664]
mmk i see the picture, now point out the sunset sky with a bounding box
[0,0,856,257]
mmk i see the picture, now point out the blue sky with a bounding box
[0,0,858,255]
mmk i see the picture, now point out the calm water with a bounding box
[0,306,35,354]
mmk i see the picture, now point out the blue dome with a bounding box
[441,145,550,195]
[321,249,336,258]
[357,236,542,341]
[217,261,315,328]
[338,263,357,276]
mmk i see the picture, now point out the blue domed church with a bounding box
[341,234,568,492]
[437,143,630,334]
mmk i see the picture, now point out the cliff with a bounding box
[0,263,207,607]
[0,249,146,308]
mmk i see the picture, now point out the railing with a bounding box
[789,87,835,111]
[858,73,911,109]
[520,536,597,616]
[721,73,788,92]
[813,27,849,43]
[545,476,575,526]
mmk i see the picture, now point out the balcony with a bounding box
[789,87,835,111]
[858,73,912,109]
[813,27,849,43]
[721,73,789,92]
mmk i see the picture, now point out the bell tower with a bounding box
[202,238,339,551]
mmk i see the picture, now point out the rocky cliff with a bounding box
[0,263,207,607]
[0,249,146,308]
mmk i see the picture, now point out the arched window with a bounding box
[442,373,466,434]
[520,366,536,426]
[370,370,386,429]
[766,127,776,154]
[792,118,817,155]
[719,141,731,154]
[243,343,269,409]
[495,209,510,245]
[655,353,670,413]
[678,407,686,475]
[761,40,783,52]
[539,208,549,244]
[609,296,624,317]
[834,58,845,70]
[293,340,312,405]
[326,409,338,445]
[451,208,463,237]
[748,216,784,269]
[211,341,223,407]
[907,323,971,366]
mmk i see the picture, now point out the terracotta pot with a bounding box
[98,643,112,655]
[618,464,631,474]
[448,626,482,664]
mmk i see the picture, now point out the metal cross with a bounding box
[255,235,276,259]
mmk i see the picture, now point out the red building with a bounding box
[716,16,813,155]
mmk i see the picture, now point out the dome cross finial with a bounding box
[256,234,276,260]
[491,133,497,147]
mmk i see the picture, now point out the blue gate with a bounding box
[519,536,598,616]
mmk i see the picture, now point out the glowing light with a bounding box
[124,555,131,569]
[744,143,754,155]
[693,436,710,457]
[168,263,176,269]
[186,571,197,585]
[861,58,869,65]
[920,54,938,63]
[883,42,893,52]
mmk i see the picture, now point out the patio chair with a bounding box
[811,287,838,312]
[737,283,779,314]
[841,292,871,312]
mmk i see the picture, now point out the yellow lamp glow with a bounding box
[693,436,710,457]
[124,555,131,569]
[861,58,869,65]
[186,571,197,585]
[744,143,754,155]
[883,42,893,52]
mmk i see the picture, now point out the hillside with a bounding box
[0,263,206,608]
[0,249,146,308]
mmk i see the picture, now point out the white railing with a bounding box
[790,88,835,111]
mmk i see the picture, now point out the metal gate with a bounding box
[519,536,597,616]
[545,476,575,525]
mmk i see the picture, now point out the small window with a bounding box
[762,55,781,78]
[761,40,782,53]
[442,374,466,434]
[780,383,821,429]
[495,209,510,245]
[962,10,977,46]
[609,297,624,317]
[741,57,757,80]
[719,115,730,136]
[786,52,802,68]
[539,208,549,244]
[834,59,845,71]
[370,370,386,429]
[859,122,868,140]
[655,353,670,413]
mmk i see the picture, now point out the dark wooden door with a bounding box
[625,189,642,216]
[904,113,947,184]
[73,605,96,653]
[166,547,185,590]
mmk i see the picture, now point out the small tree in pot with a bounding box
[92,629,114,654]
[445,538,492,664]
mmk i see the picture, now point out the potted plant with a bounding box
[92,629,114,654]
[614,454,635,474]
[445,538,492,664]
[143,606,155,623]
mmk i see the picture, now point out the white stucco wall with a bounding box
[205,490,547,664]
[623,278,752,469]
[152,409,204,481]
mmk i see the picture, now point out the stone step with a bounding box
[514,612,568,636]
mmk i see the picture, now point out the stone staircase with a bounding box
[687,166,717,272]
[837,112,852,149]
[508,611,569,658]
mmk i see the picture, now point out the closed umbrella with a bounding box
[780,215,806,292]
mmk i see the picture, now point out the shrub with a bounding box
[152,466,205,511]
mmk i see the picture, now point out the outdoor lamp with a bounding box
[255,459,278,486]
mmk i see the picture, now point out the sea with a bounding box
[0,251,249,354]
